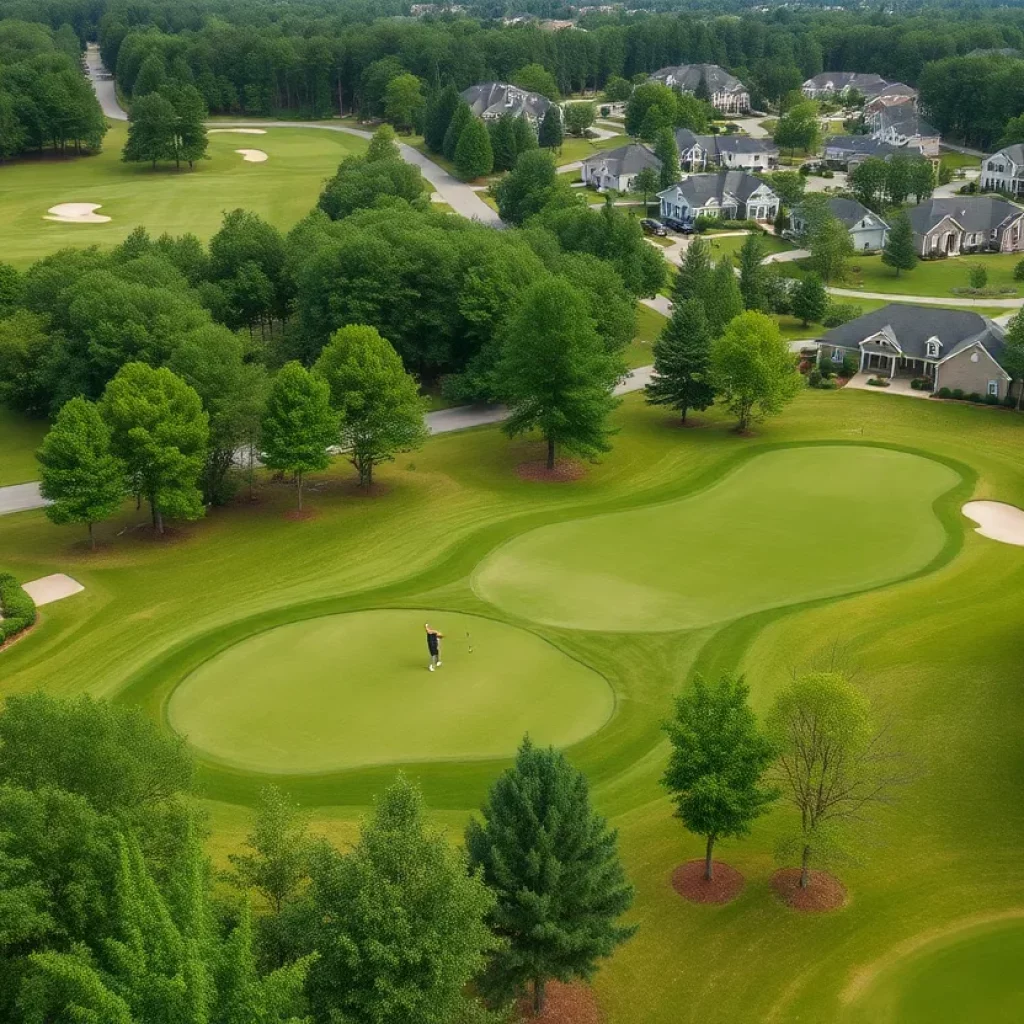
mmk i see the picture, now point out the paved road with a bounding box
[732,117,771,139]
[825,286,1024,308]
[85,44,126,120]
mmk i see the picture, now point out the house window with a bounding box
[988,380,1000,396]
[926,341,939,357]
[831,348,844,363]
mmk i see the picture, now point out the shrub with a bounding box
[817,377,838,390]
[808,367,822,386]
[1003,394,1017,408]
[951,388,964,400]
[985,393,1002,406]
[1015,259,1024,281]
[937,386,952,398]
[822,303,860,329]
[820,168,834,179]
[798,358,812,374]
[600,106,611,117]
[817,356,837,377]
[866,377,890,387]
[0,573,36,644]
[841,352,859,378]
[910,377,931,391]
[968,391,984,403]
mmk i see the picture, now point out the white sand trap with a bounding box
[962,501,1024,546]
[21,573,84,607]
[209,127,267,135]
[44,203,111,224]
[235,148,268,163]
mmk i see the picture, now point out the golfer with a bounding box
[425,623,444,671]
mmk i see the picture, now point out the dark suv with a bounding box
[662,216,694,233]
[640,218,667,236]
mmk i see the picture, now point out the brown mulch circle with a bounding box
[516,981,602,1024]
[771,868,847,913]
[671,860,746,905]
[283,508,320,522]
[517,459,586,483]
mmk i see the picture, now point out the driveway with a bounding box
[732,117,771,139]
[845,373,931,399]
[0,483,48,516]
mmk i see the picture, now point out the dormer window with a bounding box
[926,339,940,358]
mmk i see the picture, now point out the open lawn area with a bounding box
[0,121,367,267]
[3,382,1024,1023]
[0,407,47,486]
[939,150,983,172]
[556,131,626,165]
[705,232,796,261]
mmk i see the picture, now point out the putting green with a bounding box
[473,446,959,632]
[841,918,1024,1023]
[166,609,612,774]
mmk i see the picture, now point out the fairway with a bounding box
[473,446,959,632]
[166,609,613,774]
[841,918,1024,1024]
[0,123,367,266]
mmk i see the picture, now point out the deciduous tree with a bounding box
[630,165,660,213]
[122,91,177,168]
[1000,312,1024,410]
[512,63,560,101]
[808,212,853,284]
[383,72,425,133]
[564,101,595,137]
[738,231,767,311]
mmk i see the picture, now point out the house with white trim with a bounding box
[790,197,889,252]
[656,171,779,223]
[460,82,552,124]
[871,108,941,158]
[649,64,750,114]
[822,135,920,169]
[801,72,888,99]
[980,143,1024,197]
[906,196,1024,255]
[817,304,1012,398]
[580,143,661,191]
[674,129,778,171]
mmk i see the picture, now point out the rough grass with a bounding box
[2,389,1024,1023]
[0,407,46,486]
[0,121,367,266]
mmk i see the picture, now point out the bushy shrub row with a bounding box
[693,216,763,233]
[935,387,1004,406]
[0,573,36,644]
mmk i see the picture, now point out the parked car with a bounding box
[640,218,667,236]
[662,216,694,234]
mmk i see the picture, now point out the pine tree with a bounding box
[538,105,563,151]
[453,116,493,181]
[662,674,778,880]
[645,299,716,422]
[466,738,636,1015]
[791,272,828,327]
[442,101,472,161]
[38,397,126,549]
[488,113,518,172]
[672,234,713,305]
[702,257,744,337]
[694,72,712,104]
[260,362,338,511]
[512,114,538,155]
[881,210,918,277]
[738,232,767,311]
[424,83,460,153]
[653,126,680,188]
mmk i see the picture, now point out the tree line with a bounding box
[0,692,634,1023]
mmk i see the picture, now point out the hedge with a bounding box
[0,573,36,644]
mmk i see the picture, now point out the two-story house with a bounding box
[674,129,778,171]
[822,135,921,169]
[649,64,750,114]
[656,171,779,223]
[460,82,552,125]
[980,144,1024,197]
[801,72,888,99]
[580,143,661,192]
[790,197,889,252]
[871,109,941,158]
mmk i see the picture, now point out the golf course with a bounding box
[4,380,1024,1023]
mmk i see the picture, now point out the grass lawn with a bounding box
[939,150,982,172]
[3,381,1024,1022]
[556,132,626,165]
[0,121,366,267]
[0,407,47,486]
[628,301,666,366]
[705,232,795,261]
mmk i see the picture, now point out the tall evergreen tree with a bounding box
[703,257,744,337]
[37,397,126,549]
[424,83,460,153]
[512,114,537,155]
[488,113,518,173]
[791,272,828,327]
[694,72,712,104]
[538,106,563,151]
[672,234,713,305]
[645,299,716,423]
[881,210,918,277]
[653,126,680,188]
[662,675,778,880]
[466,738,636,1014]
[738,232,767,311]
[453,116,493,181]
[442,100,472,161]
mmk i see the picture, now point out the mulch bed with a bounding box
[671,860,745,905]
[517,981,602,1024]
[771,868,847,912]
[283,508,320,522]
[517,460,586,483]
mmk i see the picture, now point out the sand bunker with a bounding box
[962,501,1024,546]
[44,203,110,224]
[209,127,267,135]
[22,574,84,607]
[235,149,268,163]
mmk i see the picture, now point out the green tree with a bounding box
[424,83,461,153]
[538,105,564,151]
[711,311,804,431]
[313,324,426,488]
[564,101,595,137]
[261,361,338,511]
[0,260,24,316]
[645,298,715,422]
[133,53,166,97]
[512,114,537,155]
[624,82,677,138]
[37,397,126,549]
[694,72,712,104]
[466,738,635,1014]
[738,231,767,311]
[366,123,400,162]
[773,100,819,155]
[767,672,904,888]
[488,113,518,173]
[100,362,209,534]
[703,257,744,337]
[0,310,56,416]
[122,92,177,168]
[306,775,497,1024]
[442,100,472,161]
[908,158,935,203]
[1000,312,1024,410]
[808,212,853,284]
[512,63,560,101]
[672,233,712,305]
[169,84,208,169]
[653,126,680,188]
[497,278,622,470]
[630,165,661,213]
[881,210,917,277]
[603,75,633,102]
[767,170,806,209]
[791,272,828,326]
[969,263,988,290]
[383,73,425,133]
[663,675,778,880]
[454,116,493,181]
[493,148,561,225]
[849,157,888,210]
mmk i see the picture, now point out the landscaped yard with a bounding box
[556,131,626,165]
[4,381,1024,1023]
[706,232,796,261]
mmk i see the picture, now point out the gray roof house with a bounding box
[822,134,920,169]
[906,196,1024,255]
[872,108,940,157]
[791,197,889,252]
[675,129,778,171]
[580,143,661,192]
[657,171,779,223]
[980,143,1024,197]
[801,72,887,98]
[818,304,1011,398]
[650,64,750,114]
[460,82,552,124]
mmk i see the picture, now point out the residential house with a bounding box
[817,304,1011,398]
[675,129,778,171]
[801,72,887,99]
[460,83,552,125]
[581,143,661,191]
[980,144,1024,197]
[872,108,941,158]
[657,171,779,222]
[822,134,920,169]
[863,84,918,123]
[649,64,750,114]
[906,196,1024,256]
[790,197,889,252]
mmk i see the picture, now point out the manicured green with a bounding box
[707,232,795,261]
[0,406,46,485]
[166,609,612,774]
[0,122,367,267]
[473,447,957,631]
